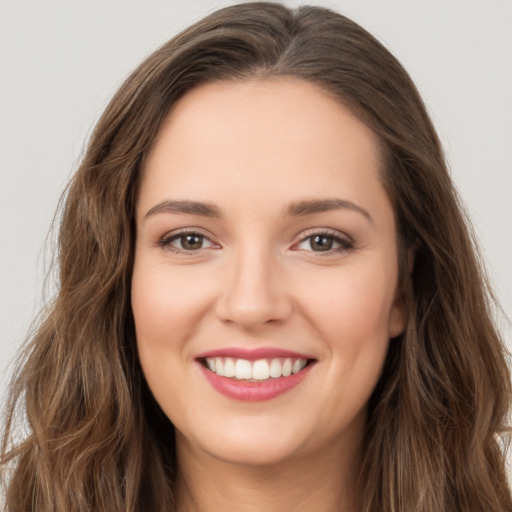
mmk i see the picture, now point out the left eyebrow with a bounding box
[285,198,373,224]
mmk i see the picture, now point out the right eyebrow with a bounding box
[144,200,222,219]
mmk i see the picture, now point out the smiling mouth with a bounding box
[198,357,316,382]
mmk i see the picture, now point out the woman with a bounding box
[2,2,511,511]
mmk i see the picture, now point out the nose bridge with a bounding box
[216,238,292,329]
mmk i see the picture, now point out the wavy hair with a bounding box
[2,3,511,511]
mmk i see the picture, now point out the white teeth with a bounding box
[204,357,310,381]
[252,359,270,380]
[282,358,293,377]
[269,359,282,378]
[223,358,235,378]
[235,359,252,379]
[292,359,307,374]
[215,357,223,375]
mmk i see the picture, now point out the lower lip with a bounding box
[198,362,314,402]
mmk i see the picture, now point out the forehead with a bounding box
[138,78,388,222]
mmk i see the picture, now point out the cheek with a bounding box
[131,262,215,348]
[304,260,397,389]
[303,265,396,416]
[302,260,398,342]
[131,262,200,405]
[131,261,216,423]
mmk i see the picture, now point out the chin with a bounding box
[178,414,312,467]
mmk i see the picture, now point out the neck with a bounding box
[174,430,362,512]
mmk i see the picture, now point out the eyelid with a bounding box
[157,228,220,253]
[292,228,354,255]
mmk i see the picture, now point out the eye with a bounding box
[158,231,216,253]
[295,231,354,254]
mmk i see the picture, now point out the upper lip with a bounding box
[195,347,315,361]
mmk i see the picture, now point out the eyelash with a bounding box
[156,229,354,256]
[156,230,216,254]
[295,229,354,255]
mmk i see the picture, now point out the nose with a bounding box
[214,244,293,331]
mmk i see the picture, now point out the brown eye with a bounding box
[295,231,354,254]
[309,235,334,252]
[179,234,204,250]
[158,231,216,253]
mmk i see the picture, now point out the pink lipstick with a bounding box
[196,347,316,402]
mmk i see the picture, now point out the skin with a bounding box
[131,78,405,512]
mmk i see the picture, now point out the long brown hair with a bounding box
[2,3,511,511]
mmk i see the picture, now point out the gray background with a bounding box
[1,0,511,409]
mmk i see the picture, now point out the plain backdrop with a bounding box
[1,0,511,409]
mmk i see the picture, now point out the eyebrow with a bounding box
[285,198,372,222]
[145,200,222,219]
[144,198,373,223]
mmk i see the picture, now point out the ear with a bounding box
[388,245,415,338]
[388,295,406,339]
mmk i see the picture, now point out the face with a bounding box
[132,78,404,468]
